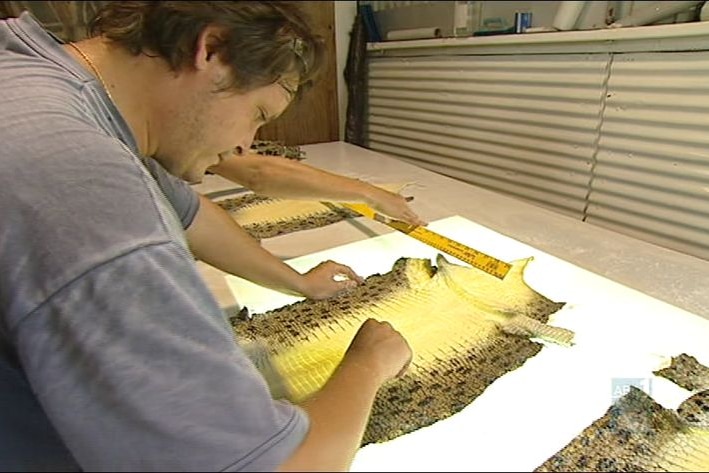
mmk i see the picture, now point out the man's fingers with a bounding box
[340,264,361,281]
[338,266,364,284]
[340,279,358,291]
[327,262,364,284]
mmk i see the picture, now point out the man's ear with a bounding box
[194,26,226,71]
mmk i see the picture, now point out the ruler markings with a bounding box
[339,203,511,279]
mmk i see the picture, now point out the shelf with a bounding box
[368,21,709,56]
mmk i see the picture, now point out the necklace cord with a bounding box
[68,42,116,104]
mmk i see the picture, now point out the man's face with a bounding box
[154,78,294,184]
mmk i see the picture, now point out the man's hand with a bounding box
[299,260,365,300]
[367,189,427,227]
[278,318,412,472]
[343,319,413,383]
[210,152,427,227]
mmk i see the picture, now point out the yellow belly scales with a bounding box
[232,254,574,445]
[215,183,409,239]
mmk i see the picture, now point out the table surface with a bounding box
[220,215,709,471]
[192,141,709,322]
[193,141,709,471]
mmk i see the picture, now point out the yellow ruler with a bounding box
[339,202,512,280]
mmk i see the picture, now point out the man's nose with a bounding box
[240,133,256,156]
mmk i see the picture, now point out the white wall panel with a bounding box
[368,138,588,218]
[587,52,709,259]
[367,54,608,218]
[365,39,709,260]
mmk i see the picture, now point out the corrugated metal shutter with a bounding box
[367,54,610,218]
[364,31,709,261]
[587,52,709,259]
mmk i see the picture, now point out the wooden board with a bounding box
[256,1,339,145]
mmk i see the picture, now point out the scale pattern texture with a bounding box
[232,254,573,445]
[655,354,709,392]
[215,183,407,240]
[536,386,709,472]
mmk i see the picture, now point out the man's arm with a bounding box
[186,195,363,300]
[208,153,426,227]
[278,319,412,472]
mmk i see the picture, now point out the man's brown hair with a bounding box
[89,1,324,94]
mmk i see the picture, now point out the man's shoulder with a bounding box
[0,57,94,146]
[0,27,84,98]
[1,18,98,132]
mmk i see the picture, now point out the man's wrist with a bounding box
[338,356,388,389]
[290,273,312,298]
[359,182,384,207]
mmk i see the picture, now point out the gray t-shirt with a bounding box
[0,12,308,472]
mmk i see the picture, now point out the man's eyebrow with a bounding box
[279,82,297,100]
[258,106,270,122]
[261,106,281,124]
[261,82,297,124]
